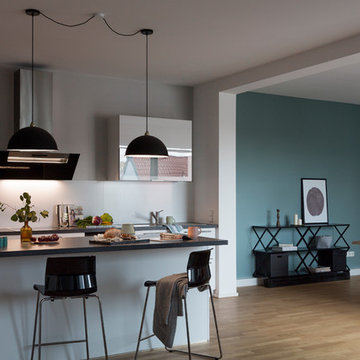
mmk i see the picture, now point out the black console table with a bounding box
[252,224,350,287]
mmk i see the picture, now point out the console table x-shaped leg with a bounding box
[294,224,350,273]
[253,227,281,250]
[294,226,321,272]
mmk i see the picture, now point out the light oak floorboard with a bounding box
[108,276,360,359]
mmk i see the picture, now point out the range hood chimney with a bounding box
[14,69,53,133]
[0,69,79,180]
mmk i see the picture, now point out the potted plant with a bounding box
[0,192,49,242]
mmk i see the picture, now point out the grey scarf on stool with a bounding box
[153,272,188,348]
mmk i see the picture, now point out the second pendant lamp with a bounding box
[125,29,168,158]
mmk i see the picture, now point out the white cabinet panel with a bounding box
[108,115,192,182]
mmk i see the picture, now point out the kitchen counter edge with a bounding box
[0,236,227,257]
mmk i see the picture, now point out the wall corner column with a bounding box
[215,92,238,298]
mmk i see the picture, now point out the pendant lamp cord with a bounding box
[37,10,152,136]
[40,12,96,28]
[145,32,149,135]
[39,10,141,36]
[102,18,142,37]
[31,12,35,127]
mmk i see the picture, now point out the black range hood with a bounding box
[0,151,79,180]
[3,69,80,180]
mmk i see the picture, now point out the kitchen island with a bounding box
[0,235,227,359]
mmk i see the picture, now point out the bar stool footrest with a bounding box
[34,339,86,347]
[139,334,155,342]
[165,347,222,359]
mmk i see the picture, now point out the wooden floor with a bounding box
[112,277,360,359]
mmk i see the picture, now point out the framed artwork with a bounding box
[301,178,328,224]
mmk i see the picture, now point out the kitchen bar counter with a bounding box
[0,236,227,257]
[0,222,217,236]
[0,234,226,359]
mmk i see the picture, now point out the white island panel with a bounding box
[0,245,210,359]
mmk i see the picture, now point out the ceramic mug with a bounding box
[121,223,135,235]
[188,226,202,239]
[166,216,175,224]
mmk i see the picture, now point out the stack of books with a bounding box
[272,243,298,251]
[309,266,331,274]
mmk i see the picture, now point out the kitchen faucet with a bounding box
[150,210,163,224]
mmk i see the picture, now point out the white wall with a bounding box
[0,66,194,228]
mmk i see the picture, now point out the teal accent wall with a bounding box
[236,92,360,279]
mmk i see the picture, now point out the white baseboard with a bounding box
[237,269,360,287]
[350,268,360,276]
[236,278,263,287]
[213,290,239,298]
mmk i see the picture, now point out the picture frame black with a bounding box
[301,178,328,224]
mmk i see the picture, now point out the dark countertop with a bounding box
[0,236,227,258]
[0,222,217,236]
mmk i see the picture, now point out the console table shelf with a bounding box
[252,224,350,287]
[254,246,348,254]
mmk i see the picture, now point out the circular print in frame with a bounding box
[306,187,324,216]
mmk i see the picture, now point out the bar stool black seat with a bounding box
[30,256,108,360]
[134,249,222,360]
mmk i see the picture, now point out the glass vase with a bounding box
[20,221,32,243]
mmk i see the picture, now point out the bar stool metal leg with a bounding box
[31,291,40,360]
[183,295,192,360]
[134,286,153,360]
[38,298,48,360]
[94,295,108,359]
[208,285,222,359]
[165,295,193,359]
[83,297,90,360]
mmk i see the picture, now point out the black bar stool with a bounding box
[134,249,222,359]
[30,256,108,360]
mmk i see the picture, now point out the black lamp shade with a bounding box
[7,126,58,151]
[125,134,168,157]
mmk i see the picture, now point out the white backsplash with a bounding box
[0,180,193,229]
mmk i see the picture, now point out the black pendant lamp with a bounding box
[7,9,59,153]
[125,29,168,158]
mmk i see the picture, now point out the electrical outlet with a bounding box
[347,251,355,257]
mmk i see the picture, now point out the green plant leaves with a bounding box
[1,192,48,224]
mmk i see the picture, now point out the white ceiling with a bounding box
[255,62,360,105]
[3,0,360,92]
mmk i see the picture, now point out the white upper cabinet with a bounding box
[107,115,192,182]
